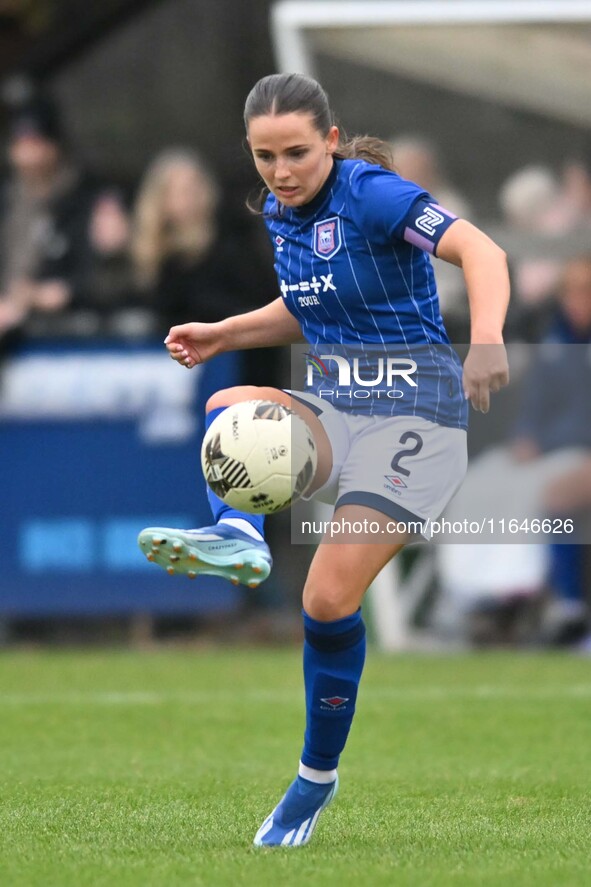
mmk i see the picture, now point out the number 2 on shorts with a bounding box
[390,431,423,477]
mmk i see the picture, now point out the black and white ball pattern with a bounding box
[201,400,317,514]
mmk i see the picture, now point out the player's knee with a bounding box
[206,386,289,414]
[302,581,359,622]
[205,387,262,413]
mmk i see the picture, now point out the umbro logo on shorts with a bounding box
[385,475,407,488]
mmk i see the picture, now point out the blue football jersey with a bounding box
[264,158,468,429]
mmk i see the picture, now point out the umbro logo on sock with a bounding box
[320,696,349,710]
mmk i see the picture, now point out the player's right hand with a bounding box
[164,322,224,369]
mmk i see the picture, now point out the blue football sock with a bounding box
[301,608,366,771]
[548,543,585,605]
[204,407,266,538]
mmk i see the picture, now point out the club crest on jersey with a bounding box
[313,217,342,260]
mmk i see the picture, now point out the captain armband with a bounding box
[401,199,459,256]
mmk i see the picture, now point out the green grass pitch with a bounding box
[0,648,590,886]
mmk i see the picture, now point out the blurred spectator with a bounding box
[436,258,591,647]
[499,165,564,309]
[389,135,472,219]
[130,146,284,397]
[550,159,591,233]
[513,256,591,450]
[512,257,591,456]
[390,135,473,339]
[0,93,139,344]
[130,147,292,619]
[511,255,591,645]
[75,191,140,335]
[499,160,591,324]
[131,148,264,330]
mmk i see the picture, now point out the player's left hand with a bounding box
[462,343,509,413]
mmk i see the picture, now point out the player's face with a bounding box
[248,112,339,207]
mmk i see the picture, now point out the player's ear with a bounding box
[326,125,339,154]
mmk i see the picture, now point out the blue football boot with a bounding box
[138,523,272,588]
[253,774,339,847]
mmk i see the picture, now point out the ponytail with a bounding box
[335,133,394,171]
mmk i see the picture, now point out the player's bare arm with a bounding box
[165,296,304,368]
[437,219,510,412]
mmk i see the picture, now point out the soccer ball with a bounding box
[201,400,317,514]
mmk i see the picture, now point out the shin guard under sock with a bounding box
[301,608,366,771]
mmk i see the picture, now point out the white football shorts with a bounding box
[289,390,468,540]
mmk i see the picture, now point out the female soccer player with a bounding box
[139,73,510,847]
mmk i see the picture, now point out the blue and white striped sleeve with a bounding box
[347,163,460,255]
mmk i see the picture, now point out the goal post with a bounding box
[271,0,591,76]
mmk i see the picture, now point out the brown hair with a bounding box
[244,73,394,211]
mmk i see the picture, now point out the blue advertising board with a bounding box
[0,340,242,616]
